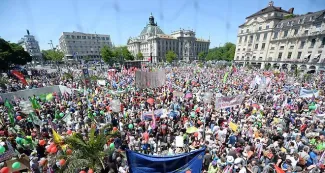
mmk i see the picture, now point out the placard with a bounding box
[175,136,184,147]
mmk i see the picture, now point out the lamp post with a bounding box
[203,92,213,140]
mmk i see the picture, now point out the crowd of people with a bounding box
[0,63,324,173]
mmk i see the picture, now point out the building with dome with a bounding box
[127,14,210,62]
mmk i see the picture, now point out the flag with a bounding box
[8,110,15,126]
[4,100,13,110]
[30,97,41,109]
[274,165,285,173]
[11,70,28,85]
[29,112,42,126]
[229,122,238,132]
[126,147,205,173]
[52,129,62,144]
[223,72,229,83]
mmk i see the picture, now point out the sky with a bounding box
[1,0,325,50]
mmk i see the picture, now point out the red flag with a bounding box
[11,70,27,85]
[274,165,285,173]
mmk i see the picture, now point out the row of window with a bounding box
[240,25,270,34]
[64,35,110,41]
[237,50,322,60]
[238,33,268,43]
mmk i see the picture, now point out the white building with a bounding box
[127,14,210,62]
[59,31,112,60]
[17,30,42,61]
[234,1,325,72]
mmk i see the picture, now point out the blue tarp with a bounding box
[126,147,206,173]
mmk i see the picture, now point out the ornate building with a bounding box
[17,30,42,62]
[127,14,210,62]
[234,1,325,72]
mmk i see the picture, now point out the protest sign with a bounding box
[215,94,245,109]
[175,136,184,147]
[299,88,319,98]
[97,80,106,86]
[135,69,166,89]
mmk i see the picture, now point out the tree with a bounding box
[205,42,236,61]
[0,38,32,71]
[42,49,64,62]
[62,125,120,173]
[166,51,177,63]
[198,51,206,61]
[136,52,144,60]
[101,45,115,65]
[115,46,134,61]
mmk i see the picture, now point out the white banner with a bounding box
[215,94,245,109]
[175,136,184,147]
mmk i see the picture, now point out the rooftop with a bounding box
[246,1,290,19]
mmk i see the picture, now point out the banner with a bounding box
[215,94,245,109]
[142,109,166,120]
[11,70,27,85]
[135,69,166,89]
[82,68,90,87]
[126,147,205,173]
[97,80,106,86]
[175,136,184,147]
[0,141,16,162]
[299,88,319,98]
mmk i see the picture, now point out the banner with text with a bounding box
[215,94,245,109]
[135,69,166,89]
[299,88,319,98]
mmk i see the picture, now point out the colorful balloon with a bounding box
[0,146,5,154]
[113,127,118,131]
[67,130,72,135]
[88,169,94,173]
[59,159,66,166]
[128,124,134,129]
[16,116,22,121]
[39,140,46,146]
[0,167,9,173]
[80,171,86,173]
[50,146,58,153]
[66,149,73,155]
[12,162,21,169]
[109,143,115,149]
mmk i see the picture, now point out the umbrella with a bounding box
[147,98,154,105]
[185,93,193,99]
[186,126,198,134]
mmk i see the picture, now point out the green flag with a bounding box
[39,94,47,102]
[4,100,13,110]
[30,97,41,109]
[223,72,229,83]
[8,110,15,126]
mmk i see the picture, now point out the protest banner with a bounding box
[175,136,184,147]
[0,141,16,163]
[135,69,166,89]
[299,88,319,98]
[97,80,106,86]
[215,94,245,109]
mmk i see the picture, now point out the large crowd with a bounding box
[0,63,324,173]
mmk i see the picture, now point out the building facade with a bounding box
[17,30,42,61]
[234,1,325,71]
[59,31,112,60]
[127,14,210,62]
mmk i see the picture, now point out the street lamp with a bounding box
[203,92,213,139]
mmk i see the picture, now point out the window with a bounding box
[253,56,256,59]
[290,45,294,49]
[259,26,262,31]
[246,29,249,33]
[273,32,278,39]
[287,52,292,59]
[280,46,284,50]
[298,19,302,24]
[256,34,260,41]
[297,52,302,59]
[82,36,86,39]
[300,41,305,48]
[278,52,282,59]
[239,37,242,43]
[262,43,265,49]
[241,30,243,34]
[255,44,258,49]
[237,48,240,51]
[92,36,95,39]
[294,29,298,35]
[77,36,81,39]
[242,56,244,59]
[266,25,269,29]
[65,35,71,39]
[310,16,314,21]
[106,37,110,40]
[321,37,325,46]
[244,36,247,42]
[270,47,275,50]
[263,33,268,40]
[71,35,75,39]
[310,39,316,48]
[237,56,239,59]
[283,30,288,38]
[249,36,253,43]
[243,48,246,51]
[316,23,321,28]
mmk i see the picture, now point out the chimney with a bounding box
[268,1,274,6]
[288,8,294,14]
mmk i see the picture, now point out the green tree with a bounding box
[42,49,64,62]
[205,42,236,61]
[115,46,134,61]
[62,125,120,173]
[198,51,206,61]
[136,52,144,60]
[166,51,177,63]
[0,38,32,71]
[101,45,115,65]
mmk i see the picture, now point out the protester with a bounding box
[0,63,324,173]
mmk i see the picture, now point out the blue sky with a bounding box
[1,0,325,50]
